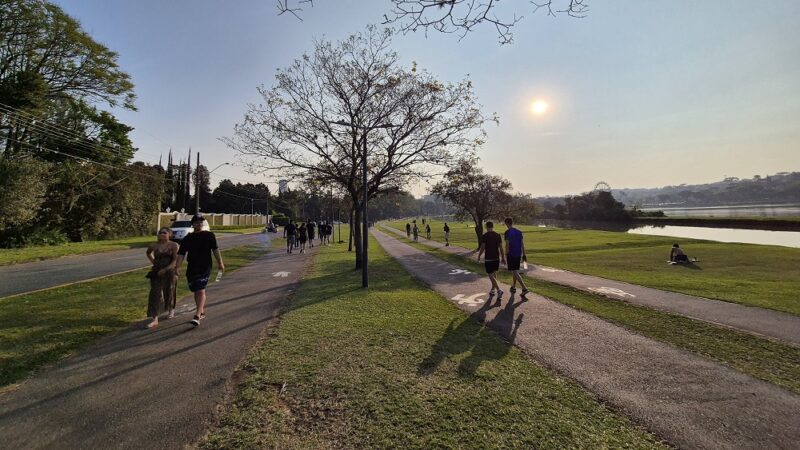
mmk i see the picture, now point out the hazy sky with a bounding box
[55,1,800,197]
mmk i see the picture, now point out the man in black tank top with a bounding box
[477,221,505,300]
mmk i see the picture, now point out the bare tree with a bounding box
[223,26,489,268]
[430,158,513,248]
[276,0,588,44]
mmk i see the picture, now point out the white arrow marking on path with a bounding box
[587,286,636,298]
[448,269,473,275]
[540,267,564,273]
[273,271,290,278]
[451,293,485,305]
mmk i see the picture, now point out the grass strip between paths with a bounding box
[380,226,800,395]
[0,243,274,388]
[201,234,665,449]
[0,228,265,266]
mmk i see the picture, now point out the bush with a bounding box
[0,228,69,248]
[271,214,290,226]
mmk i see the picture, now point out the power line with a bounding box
[4,135,176,182]
[0,101,166,162]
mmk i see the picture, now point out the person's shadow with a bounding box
[418,295,525,377]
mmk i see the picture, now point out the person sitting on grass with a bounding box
[669,243,695,263]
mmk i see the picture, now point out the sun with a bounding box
[530,100,549,115]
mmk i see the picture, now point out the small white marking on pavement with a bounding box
[448,269,473,275]
[451,293,485,305]
[587,286,636,298]
[272,271,291,278]
[540,267,564,273]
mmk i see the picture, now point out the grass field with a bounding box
[201,233,665,449]
[0,228,264,266]
[386,220,800,315]
[379,226,800,395]
[0,243,271,388]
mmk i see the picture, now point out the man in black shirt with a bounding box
[176,215,224,327]
[477,221,505,300]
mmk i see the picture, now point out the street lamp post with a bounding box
[198,162,231,212]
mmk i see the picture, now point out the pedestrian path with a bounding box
[372,227,800,449]
[0,246,313,450]
[382,225,800,345]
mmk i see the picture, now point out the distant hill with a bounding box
[536,172,800,208]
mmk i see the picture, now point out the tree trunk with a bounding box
[353,207,362,270]
[473,217,484,250]
[348,207,354,252]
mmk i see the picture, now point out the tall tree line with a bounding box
[0,0,157,246]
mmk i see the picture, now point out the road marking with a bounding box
[448,269,473,275]
[540,267,564,273]
[587,286,636,298]
[272,271,290,278]
[451,293,485,305]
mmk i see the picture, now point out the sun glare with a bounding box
[530,100,549,115]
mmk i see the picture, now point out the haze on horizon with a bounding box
[55,1,800,198]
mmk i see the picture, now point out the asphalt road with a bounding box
[373,228,800,449]
[0,232,271,298]
[0,245,312,449]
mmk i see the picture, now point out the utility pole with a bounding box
[194,152,200,213]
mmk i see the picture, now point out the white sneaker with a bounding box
[489,288,497,296]
[496,289,504,299]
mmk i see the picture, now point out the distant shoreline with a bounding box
[633,217,800,231]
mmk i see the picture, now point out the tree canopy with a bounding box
[225,26,490,265]
[430,158,514,246]
[277,0,589,44]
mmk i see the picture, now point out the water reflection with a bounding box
[628,225,800,248]
[640,203,800,218]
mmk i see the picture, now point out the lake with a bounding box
[640,203,800,218]
[628,225,800,248]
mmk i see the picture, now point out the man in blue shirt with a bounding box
[503,217,530,297]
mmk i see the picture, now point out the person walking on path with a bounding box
[298,223,308,254]
[412,222,419,241]
[307,220,316,248]
[503,217,530,297]
[175,215,225,327]
[406,222,412,238]
[144,227,179,328]
[284,220,297,254]
[477,221,505,299]
[443,222,450,246]
[425,223,432,239]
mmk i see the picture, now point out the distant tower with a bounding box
[278,179,289,194]
[594,181,612,192]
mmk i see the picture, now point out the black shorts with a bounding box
[674,254,688,262]
[485,260,500,274]
[507,256,521,271]
[187,271,211,292]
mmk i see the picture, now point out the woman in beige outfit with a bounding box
[145,228,179,328]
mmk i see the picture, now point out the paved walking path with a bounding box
[382,225,800,345]
[0,232,270,299]
[373,227,800,449]
[0,245,312,449]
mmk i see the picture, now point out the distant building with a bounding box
[278,180,289,194]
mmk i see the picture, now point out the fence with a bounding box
[155,212,270,232]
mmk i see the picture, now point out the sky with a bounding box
[54,0,800,197]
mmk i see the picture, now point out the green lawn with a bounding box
[381,226,800,395]
[0,244,271,388]
[201,233,664,449]
[0,228,264,266]
[387,220,800,315]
